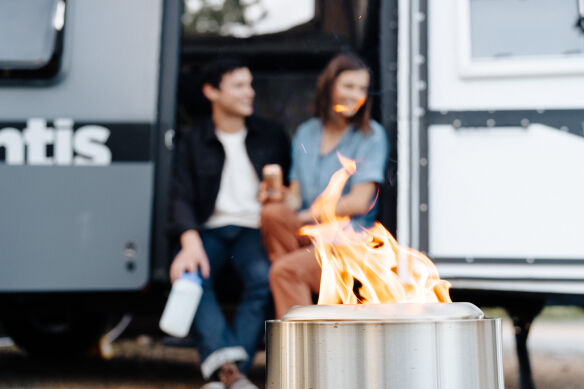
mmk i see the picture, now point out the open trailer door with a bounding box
[398,0,584,294]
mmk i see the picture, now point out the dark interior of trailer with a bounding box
[175,0,398,233]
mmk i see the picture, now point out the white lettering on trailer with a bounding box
[0,119,111,165]
[73,125,112,165]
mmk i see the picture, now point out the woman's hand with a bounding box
[336,182,377,216]
[297,208,316,225]
[294,182,377,226]
[283,181,302,211]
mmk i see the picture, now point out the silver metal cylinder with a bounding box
[266,303,503,389]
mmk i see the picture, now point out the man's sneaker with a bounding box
[217,362,258,389]
[229,375,258,389]
[200,382,225,389]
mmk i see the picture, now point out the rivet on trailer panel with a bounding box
[537,108,545,114]
[415,107,426,117]
[123,241,138,272]
[415,12,426,22]
[123,241,137,259]
[526,258,535,264]
[452,119,462,128]
[418,80,427,90]
[465,257,474,263]
[419,203,428,212]
[486,119,496,127]
[440,110,448,115]
[521,118,530,128]
[419,158,428,167]
[126,261,136,271]
[560,126,569,132]
[415,55,425,65]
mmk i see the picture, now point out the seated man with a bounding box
[169,58,290,389]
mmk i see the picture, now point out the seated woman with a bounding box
[260,53,389,319]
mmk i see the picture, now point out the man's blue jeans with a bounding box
[192,225,271,379]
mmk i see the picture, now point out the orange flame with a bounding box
[333,97,366,113]
[300,154,451,305]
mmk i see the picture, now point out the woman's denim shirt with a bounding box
[289,118,388,228]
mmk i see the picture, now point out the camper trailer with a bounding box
[0,1,583,382]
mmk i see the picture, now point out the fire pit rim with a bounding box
[278,302,485,322]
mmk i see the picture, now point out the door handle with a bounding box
[164,129,175,151]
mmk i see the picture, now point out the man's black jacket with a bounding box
[170,116,291,238]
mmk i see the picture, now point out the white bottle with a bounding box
[159,272,203,338]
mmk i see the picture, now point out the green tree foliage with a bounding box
[183,0,267,35]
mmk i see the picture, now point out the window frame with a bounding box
[456,0,584,79]
[0,0,67,83]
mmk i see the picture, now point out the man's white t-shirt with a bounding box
[204,128,261,229]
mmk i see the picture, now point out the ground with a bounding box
[0,307,582,388]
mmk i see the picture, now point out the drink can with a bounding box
[262,164,283,201]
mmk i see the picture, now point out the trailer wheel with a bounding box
[3,308,109,356]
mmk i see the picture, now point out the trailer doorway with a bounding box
[174,0,398,238]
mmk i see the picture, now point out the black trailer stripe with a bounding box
[445,277,584,282]
[0,121,152,162]
[433,257,584,265]
[427,110,584,138]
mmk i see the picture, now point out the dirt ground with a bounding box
[501,315,584,389]
[0,313,582,389]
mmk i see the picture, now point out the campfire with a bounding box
[300,153,451,305]
[265,154,504,389]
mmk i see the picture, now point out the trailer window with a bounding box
[182,0,371,48]
[0,0,66,80]
[183,0,315,38]
[469,0,584,59]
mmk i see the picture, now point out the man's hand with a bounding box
[170,230,210,283]
[258,181,271,205]
[259,181,290,205]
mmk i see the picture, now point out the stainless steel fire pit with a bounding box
[266,303,503,389]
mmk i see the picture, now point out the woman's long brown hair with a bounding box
[313,53,372,133]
